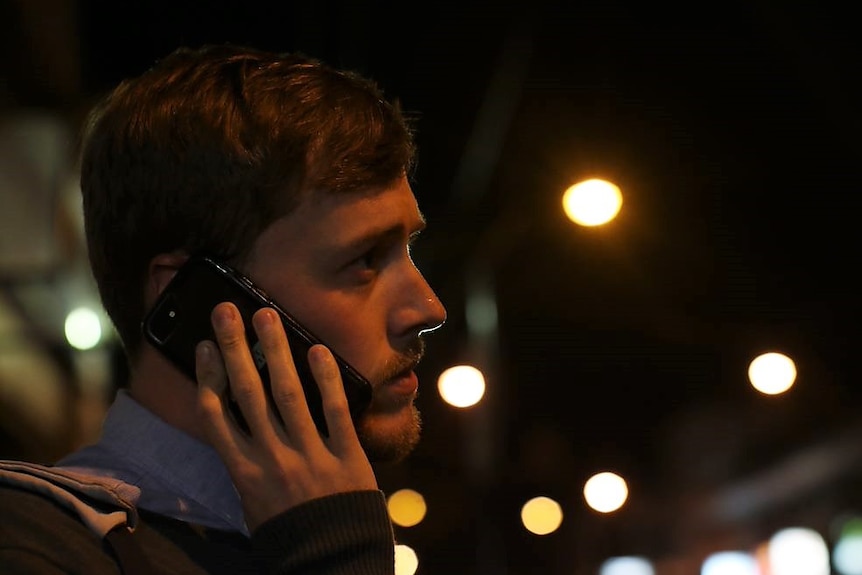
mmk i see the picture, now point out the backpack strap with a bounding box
[0,460,153,573]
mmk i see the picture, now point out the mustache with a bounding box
[376,337,426,383]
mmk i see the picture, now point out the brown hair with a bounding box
[79,44,416,357]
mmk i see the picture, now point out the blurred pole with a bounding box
[463,256,506,574]
[450,16,534,575]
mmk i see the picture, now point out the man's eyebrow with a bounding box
[342,216,426,253]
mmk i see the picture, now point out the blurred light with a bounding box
[438,365,485,407]
[520,496,563,535]
[394,544,419,575]
[748,352,797,395]
[466,289,497,336]
[769,527,830,575]
[64,306,102,350]
[833,517,862,575]
[701,551,758,575]
[387,489,427,527]
[600,556,655,575]
[584,471,628,513]
[562,178,622,226]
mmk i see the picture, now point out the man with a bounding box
[0,43,447,574]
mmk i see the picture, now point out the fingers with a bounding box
[200,303,358,453]
[308,344,360,450]
[210,302,272,439]
[195,339,240,456]
[252,307,318,442]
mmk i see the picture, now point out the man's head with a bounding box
[79,44,446,461]
[80,44,416,358]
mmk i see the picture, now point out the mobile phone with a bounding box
[141,255,373,436]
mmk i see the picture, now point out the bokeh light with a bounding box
[438,364,485,407]
[394,544,419,575]
[584,471,629,513]
[520,495,564,535]
[387,488,427,528]
[768,527,830,575]
[833,517,862,575]
[562,178,623,226]
[701,550,758,575]
[748,352,797,395]
[599,556,655,575]
[64,306,103,350]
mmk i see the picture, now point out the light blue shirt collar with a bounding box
[57,390,248,535]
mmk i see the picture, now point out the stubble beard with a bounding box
[356,404,422,463]
[355,337,426,463]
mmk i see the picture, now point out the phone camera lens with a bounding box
[147,295,180,343]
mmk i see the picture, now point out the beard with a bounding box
[354,337,426,462]
[356,405,422,463]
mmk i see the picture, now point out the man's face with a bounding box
[243,176,447,462]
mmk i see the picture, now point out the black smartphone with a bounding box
[141,255,373,436]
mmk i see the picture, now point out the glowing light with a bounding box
[600,556,655,575]
[466,290,497,336]
[520,496,563,535]
[833,518,862,575]
[583,471,628,513]
[387,489,427,527]
[748,352,797,395]
[768,527,830,575]
[394,544,419,575]
[562,178,623,226]
[701,551,758,575]
[437,365,485,407]
[64,306,103,350]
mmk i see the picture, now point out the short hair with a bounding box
[79,44,416,358]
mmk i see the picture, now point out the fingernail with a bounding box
[256,308,275,326]
[213,304,235,328]
[196,341,214,362]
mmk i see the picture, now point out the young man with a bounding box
[0,44,447,574]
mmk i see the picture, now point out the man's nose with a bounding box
[404,265,447,336]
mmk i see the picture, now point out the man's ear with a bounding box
[145,251,190,308]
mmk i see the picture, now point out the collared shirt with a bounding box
[57,390,248,535]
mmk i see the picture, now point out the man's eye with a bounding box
[359,251,376,268]
[355,248,383,270]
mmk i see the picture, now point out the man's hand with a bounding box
[194,302,378,532]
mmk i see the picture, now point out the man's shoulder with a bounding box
[0,483,123,573]
[0,484,246,574]
[0,482,94,533]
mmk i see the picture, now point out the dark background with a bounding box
[2,1,861,573]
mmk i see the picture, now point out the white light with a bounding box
[437,365,485,408]
[701,551,758,575]
[562,178,623,226]
[64,307,103,350]
[748,352,797,395]
[584,471,629,513]
[600,556,655,575]
[769,527,830,575]
[394,544,419,575]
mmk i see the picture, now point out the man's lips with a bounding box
[383,370,419,396]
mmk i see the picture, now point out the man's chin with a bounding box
[356,405,422,463]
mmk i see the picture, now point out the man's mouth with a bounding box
[384,369,419,396]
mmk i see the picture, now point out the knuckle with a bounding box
[230,378,258,402]
[217,333,246,352]
[270,386,302,409]
[197,393,222,419]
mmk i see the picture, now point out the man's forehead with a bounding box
[308,178,421,220]
[265,179,425,249]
